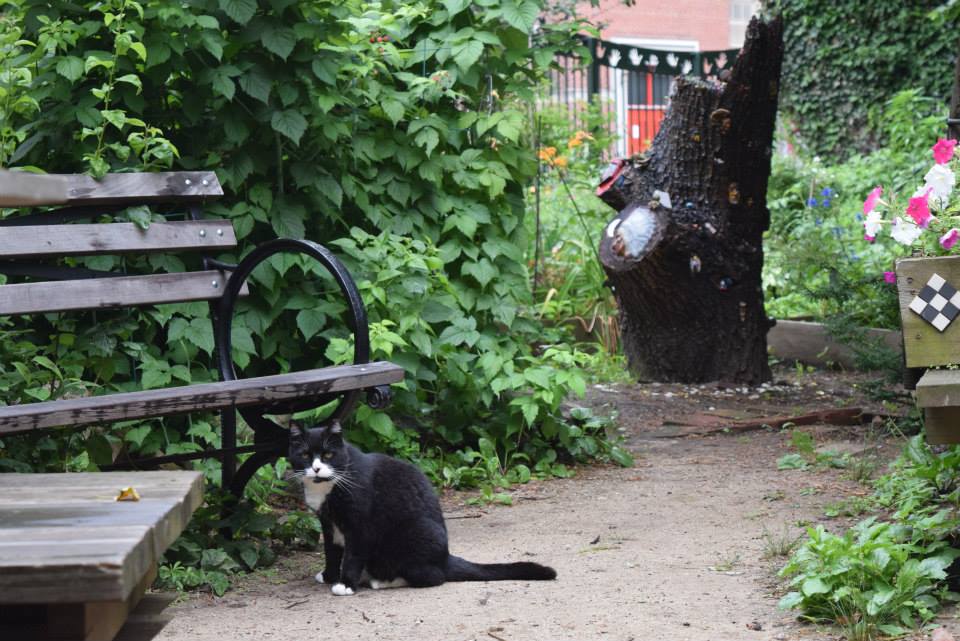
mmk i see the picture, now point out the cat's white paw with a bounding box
[331,583,354,596]
[315,571,325,584]
[370,577,407,590]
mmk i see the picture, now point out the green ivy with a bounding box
[775,0,956,159]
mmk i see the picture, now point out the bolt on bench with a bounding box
[0,170,404,640]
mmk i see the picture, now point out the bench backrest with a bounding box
[0,170,244,315]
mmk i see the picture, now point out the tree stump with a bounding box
[596,16,783,384]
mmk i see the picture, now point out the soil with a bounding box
[155,365,949,641]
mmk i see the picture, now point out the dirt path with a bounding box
[157,369,936,641]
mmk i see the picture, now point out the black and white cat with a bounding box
[288,422,557,596]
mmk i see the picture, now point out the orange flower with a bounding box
[553,156,568,168]
[537,146,557,161]
[567,130,594,148]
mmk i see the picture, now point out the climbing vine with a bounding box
[775,0,956,159]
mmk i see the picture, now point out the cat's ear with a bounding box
[289,423,308,443]
[327,420,343,440]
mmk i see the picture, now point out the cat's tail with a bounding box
[444,555,556,582]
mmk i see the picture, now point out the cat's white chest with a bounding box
[303,479,335,511]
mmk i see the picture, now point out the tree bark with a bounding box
[949,37,960,140]
[596,16,783,384]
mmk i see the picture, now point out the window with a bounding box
[729,0,759,48]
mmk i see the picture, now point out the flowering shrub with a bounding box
[862,138,960,257]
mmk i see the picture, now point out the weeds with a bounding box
[780,436,960,637]
[762,526,801,559]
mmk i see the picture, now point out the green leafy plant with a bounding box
[780,436,960,637]
[779,518,959,638]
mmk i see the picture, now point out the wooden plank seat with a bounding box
[0,362,401,435]
[0,170,404,496]
[896,255,960,444]
[0,471,203,641]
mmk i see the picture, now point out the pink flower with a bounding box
[863,186,883,216]
[884,271,896,284]
[933,138,958,165]
[941,228,960,250]
[864,233,875,243]
[906,189,932,228]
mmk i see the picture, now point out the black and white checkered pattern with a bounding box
[909,273,960,332]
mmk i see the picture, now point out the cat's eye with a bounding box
[322,452,334,460]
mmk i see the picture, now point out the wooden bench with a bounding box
[896,255,960,444]
[0,170,405,493]
[0,471,202,641]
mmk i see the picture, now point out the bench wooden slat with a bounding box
[0,361,404,435]
[0,270,246,315]
[915,369,960,407]
[0,170,68,207]
[0,220,237,258]
[0,171,222,208]
[0,471,202,604]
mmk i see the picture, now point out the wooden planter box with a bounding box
[896,255,960,444]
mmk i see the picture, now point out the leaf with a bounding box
[55,56,84,82]
[261,23,297,60]
[387,179,411,205]
[452,40,484,71]
[129,42,147,62]
[438,317,480,347]
[271,201,306,239]
[239,546,259,570]
[801,577,830,596]
[239,67,272,103]
[296,308,326,341]
[382,99,405,125]
[218,0,257,25]
[101,109,126,131]
[609,447,634,467]
[414,127,439,157]
[365,411,396,437]
[311,58,337,85]
[201,548,229,570]
[443,0,471,15]
[231,326,256,354]
[126,205,151,230]
[271,109,307,145]
[462,259,497,287]
[184,318,215,354]
[777,591,804,610]
[125,425,152,447]
[501,1,539,32]
[212,71,236,101]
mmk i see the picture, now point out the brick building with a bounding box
[553,1,759,155]
[580,0,759,52]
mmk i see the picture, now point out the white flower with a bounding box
[890,216,923,246]
[923,163,955,209]
[863,210,883,238]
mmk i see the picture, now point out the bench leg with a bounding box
[0,564,156,641]
[221,408,236,490]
